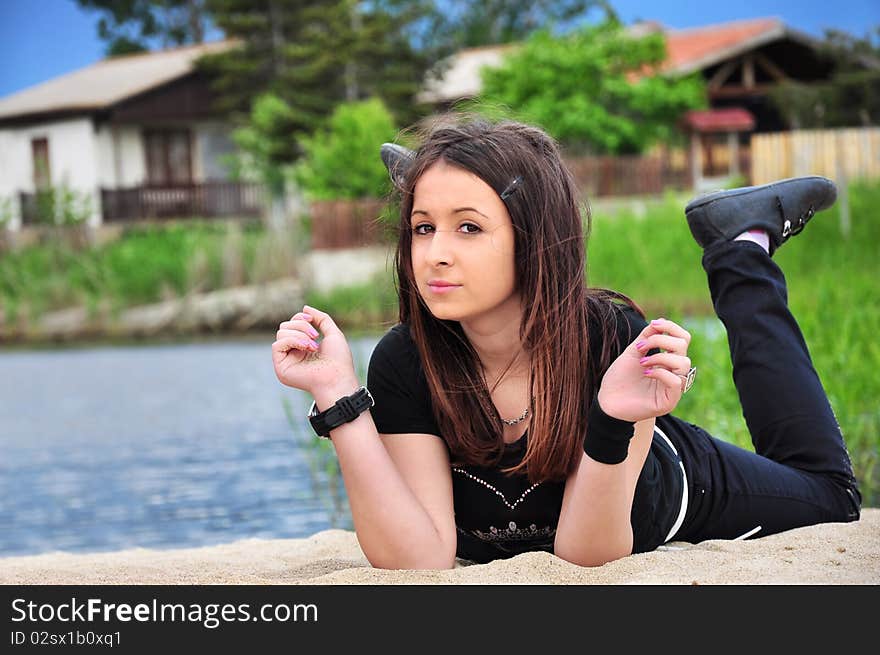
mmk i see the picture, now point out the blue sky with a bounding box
[1,0,878,99]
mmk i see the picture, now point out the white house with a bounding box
[0,40,264,230]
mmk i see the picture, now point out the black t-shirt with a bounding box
[367,302,685,563]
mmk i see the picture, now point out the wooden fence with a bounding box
[564,155,690,198]
[309,198,392,249]
[306,154,694,250]
[751,127,880,185]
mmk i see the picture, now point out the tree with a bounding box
[439,0,617,48]
[226,92,303,231]
[768,26,880,129]
[75,0,211,55]
[477,20,706,155]
[198,0,445,146]
[229,93,299,196]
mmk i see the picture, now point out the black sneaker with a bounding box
[684,176,838,255]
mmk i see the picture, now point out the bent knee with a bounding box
[827,477,861,523]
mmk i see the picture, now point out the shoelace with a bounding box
[782,203,815,238]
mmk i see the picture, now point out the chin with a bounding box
[420,297,464,322]
[425,305,463,321]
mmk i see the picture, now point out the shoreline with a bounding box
[0,278,303,345]
[2,509,878,585]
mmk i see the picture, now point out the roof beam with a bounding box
[708,59,740,90]
[753,51,788,82]
[742,54,755,88]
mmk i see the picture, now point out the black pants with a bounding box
[671,240,861,544]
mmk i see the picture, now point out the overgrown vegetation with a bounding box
[0,220,299,325]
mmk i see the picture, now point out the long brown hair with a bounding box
[391,115,643,483]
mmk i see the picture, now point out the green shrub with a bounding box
[293,98,399,201]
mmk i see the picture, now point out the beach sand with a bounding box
[2,509,878,585]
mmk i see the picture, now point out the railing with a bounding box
[100,181,267,222]
[18,182,267,226]
[309,198,392,249]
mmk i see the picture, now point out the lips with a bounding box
[426,279,461,294]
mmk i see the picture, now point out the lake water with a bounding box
[0,334,381,558]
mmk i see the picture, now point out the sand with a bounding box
[2,509,878,585]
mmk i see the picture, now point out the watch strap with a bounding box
[308,386,374,438]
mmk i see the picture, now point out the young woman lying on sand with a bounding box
[272,116,861,569]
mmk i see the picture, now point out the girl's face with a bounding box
[410,160,520,324]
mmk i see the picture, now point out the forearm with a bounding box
[312,380,455,570]
[554,418,655,567]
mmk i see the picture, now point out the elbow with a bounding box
[554,539,631,568]
[554,550,626,568]
[365,540,457,571]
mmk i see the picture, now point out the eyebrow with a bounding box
[410,207,490,220]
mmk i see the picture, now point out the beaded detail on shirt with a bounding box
[470,521,555,544]
[452,467,541,511]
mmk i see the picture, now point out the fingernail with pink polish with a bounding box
[309,339,319,349]
[307,326,319,338]
[639,357,649,365]
[637,341,646,349]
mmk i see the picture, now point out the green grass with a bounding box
[304,271,400,338]
[590,181,880,506]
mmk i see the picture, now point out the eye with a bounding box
[411,222,482,236]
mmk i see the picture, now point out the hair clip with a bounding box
[380,143,415,189]
[500,176,523,201]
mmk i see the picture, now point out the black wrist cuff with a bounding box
[583,393,636,465]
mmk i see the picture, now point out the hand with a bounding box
[272,305,358,397]
[597,317,692,423]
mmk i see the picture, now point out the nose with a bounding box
[424,229,455,267]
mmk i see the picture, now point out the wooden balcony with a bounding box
[100,181,267,222]
[19,182,268,226]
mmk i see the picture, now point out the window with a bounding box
[31,137,50,189]
[144,129,192,186]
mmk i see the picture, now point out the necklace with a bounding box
[502,406,530,426]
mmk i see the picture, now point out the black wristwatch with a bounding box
[308,386,375,438]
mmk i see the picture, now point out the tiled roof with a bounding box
[664,18,786,74]
[0,40,237,121]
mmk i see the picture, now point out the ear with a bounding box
[380,143,415,187]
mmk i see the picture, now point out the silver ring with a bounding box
[680,366,697,394]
